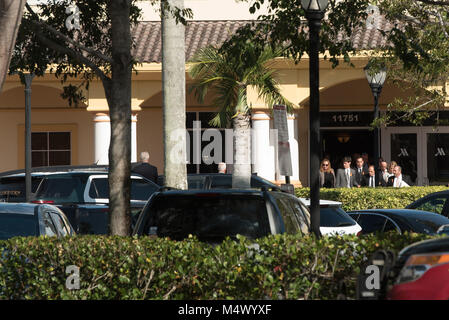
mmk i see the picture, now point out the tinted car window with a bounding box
[0,213,38,239]
[354,214,387,234]
[143,195,270,240]
[42,211,58,236]
[383,219,400,233]
[89,178,158,201]
[411,195,448,215]
[272,195,300,234]
[35,176,85,202]
[77,208,109,235]
[320,207,356,227]
[0,177,42,202]
[187,176,208,189]
[131,179,160,200]
[285,197,310,234]
[49,212,68,236]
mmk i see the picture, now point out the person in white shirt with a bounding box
[387,165,410,188]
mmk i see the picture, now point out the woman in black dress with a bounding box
[319,158,335,188]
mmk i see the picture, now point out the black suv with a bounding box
[133,189,311,242]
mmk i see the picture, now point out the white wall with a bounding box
[138,0,269,21]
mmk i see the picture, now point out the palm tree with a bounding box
[188,42,293,188]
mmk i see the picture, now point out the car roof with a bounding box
[347,208,447,218]
[152,188,286,198]
[0,165,109,177]
[298,198,342,206]
[0,203,40,215]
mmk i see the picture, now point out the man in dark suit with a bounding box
[132,151,158,184]
[364,165,386,188]
[354,156,369,187]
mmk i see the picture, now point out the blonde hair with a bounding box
[320,158,333,173]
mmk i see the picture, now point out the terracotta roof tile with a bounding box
[131,18,393,63]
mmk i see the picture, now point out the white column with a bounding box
[94,113,110,165]
[131,114,137,163]
[288,113,299,181]
[252,111,275,181]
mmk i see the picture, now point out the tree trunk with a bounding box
[0,0,26,92]
[161,0,188,189]
[107,0,133,236]
[232,111,252,188]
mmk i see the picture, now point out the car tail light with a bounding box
[396,252,449,284]
[356,230,363,237]
[31,200,55,204]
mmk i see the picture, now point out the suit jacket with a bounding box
[354,167,369,187]
[335,168,357,188]
[363,173,386,188]
[131,162,159,184]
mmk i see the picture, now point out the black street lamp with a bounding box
[301,0,329,238]
[364,63,386,169]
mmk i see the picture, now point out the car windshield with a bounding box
[34,176,85,203]
[320,207,356,227]
[0,213,38,240]
[144,194,269,240]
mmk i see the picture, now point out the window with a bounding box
[32,132,71,167]
[413,196,448,215]
[88,177,159,201]
[355,214,388,234]
[143,195,269,240]
[41,211,58,236]
[271,193,301,234]
[49,212,69,236]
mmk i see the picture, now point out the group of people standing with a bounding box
[319,154,413,189]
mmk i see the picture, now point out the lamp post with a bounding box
[301,0,329,238]
[364,63,386,169]
[23,73,35,202]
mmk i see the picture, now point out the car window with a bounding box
[131,179,160,200]
[187,176,208,189]
[209,175,232,189]
[286,198,311,234]
[77,208,109,235]
[383,219,400,233]
[89,178,159,201]
[36,176,84,202]
[354,214,387,234]
[49,211,68,236]
[0,177,42,202]
[271,194,301,234]
[0,213,38,240]
[320,207,356,227]
[143,195,270,240]
[41,211,58,236]
[412,196,448,215]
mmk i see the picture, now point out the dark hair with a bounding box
[343,156,352,163]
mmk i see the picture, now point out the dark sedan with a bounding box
[406,190,449,217]
[0,203,75,240]
[347,209,449,235]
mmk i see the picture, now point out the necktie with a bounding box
[371,176,374,187]
[346,169,350,188]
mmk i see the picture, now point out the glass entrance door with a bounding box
[383,127,449,186]
[390,133,418,185]
[424,131,449,185]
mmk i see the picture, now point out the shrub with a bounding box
[0,233,434,300]
[295,186,447,211]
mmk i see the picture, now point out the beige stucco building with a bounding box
[2,1,449,186]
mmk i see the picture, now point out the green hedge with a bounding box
[0,233,434,300]
[295,186,448,212]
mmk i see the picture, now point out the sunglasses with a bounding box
[322,163,329,167]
